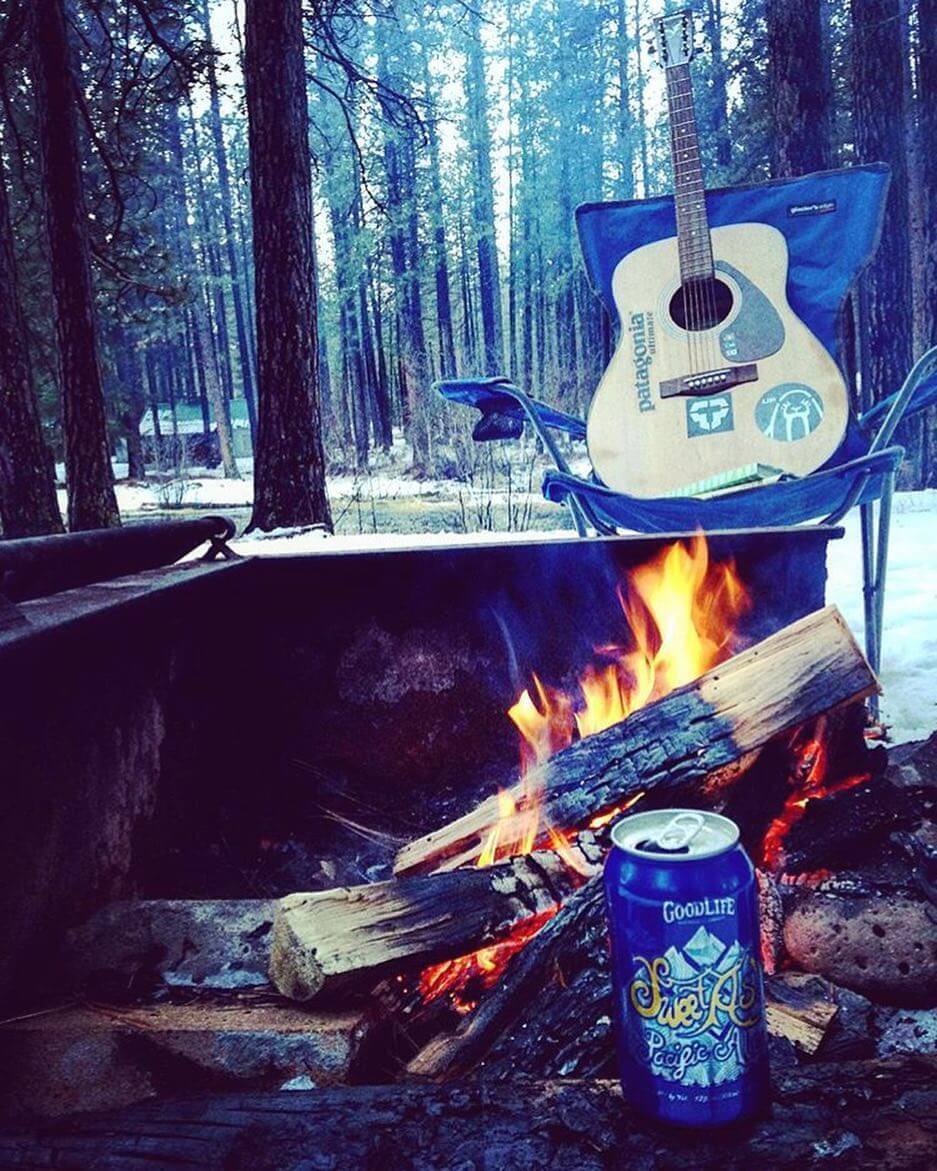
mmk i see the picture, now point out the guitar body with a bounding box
[586,222,850,497]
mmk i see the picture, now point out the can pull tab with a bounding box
[654,812,706,852]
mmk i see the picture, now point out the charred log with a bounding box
[407,879,881,1082]
[1,1058,934,1169]
[777,777,930,875]
[270,837,602,1001]
[396,607,878,876]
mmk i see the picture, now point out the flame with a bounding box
[419,536,750,1011]
[509,535,749,772]
[418,909,558,1014]
[760,717,869,872]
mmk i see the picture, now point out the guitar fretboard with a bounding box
[664,61,714,284]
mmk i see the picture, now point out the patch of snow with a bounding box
[825,490,937,745]
[279,1075,318,1090]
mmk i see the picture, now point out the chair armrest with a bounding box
[436,378,587,440]
[859,346,937,450]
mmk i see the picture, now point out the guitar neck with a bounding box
[664,61,714,284]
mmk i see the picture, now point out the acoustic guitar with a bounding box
[586,9,849,498]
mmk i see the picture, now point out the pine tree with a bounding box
[245,0,331,531]
[31,0,119,531]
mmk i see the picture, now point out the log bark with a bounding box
[1,1058,933,1170]
[396,607,878,876]
[269,837,602,1002]
[406,874,609,1080]
[406,880,875,1083]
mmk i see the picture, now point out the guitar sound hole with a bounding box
[668,278,734,331]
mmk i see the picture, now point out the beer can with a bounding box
[604,809,769,1127]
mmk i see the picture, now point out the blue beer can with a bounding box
[604,809,770,1127]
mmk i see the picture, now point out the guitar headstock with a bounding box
[655,9,695,69]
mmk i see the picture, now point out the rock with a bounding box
[783,891,937,1006]
[875,1007,937,1057]
[887,731,937,789]
[0,1000,374,1120]
[64,899,276,995]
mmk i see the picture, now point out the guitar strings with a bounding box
[668,68,702,376]
[667,67,696,375]
[673,66,720,375]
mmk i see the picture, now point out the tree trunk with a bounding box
[170,105,241,479]
[465,2,504,376]
[187,104,237,407]
[421,41,457,379]
[917,0,937,485]
[31,0,119,531]
[378,27,430,472]
[0,154,63,537]
[767,0,833,176]
[200,0,257,440]
[851,0,914,441]
[615,0,635,199]
[245,0,332,531]
[634,0,650,194]
[702,0,732,175]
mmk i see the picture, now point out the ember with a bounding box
[420,535,751,1010]
[760,716,870,873]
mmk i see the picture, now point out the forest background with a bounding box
[0,0,934,537]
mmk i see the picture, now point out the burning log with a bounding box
[395,606,878,876]
[269,837,602,1001]
[775,776,929,875]
[407,878,870,1082]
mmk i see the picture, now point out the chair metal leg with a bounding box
[860,499,877,672]
[873,470,895,677]
[859,469,896,723]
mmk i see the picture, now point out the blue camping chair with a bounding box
[438,165,937,704]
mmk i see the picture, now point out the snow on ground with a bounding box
[230,488,937,747]
[56,459,462,515]
[824,490,937,745]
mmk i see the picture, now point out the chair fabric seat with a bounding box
[541,447,904,534]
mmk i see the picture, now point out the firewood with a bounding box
[762,973,840,1055]
[3,1058,934,1169]
[395,606,877,876]
[407,878,845,1082]
[405,876,607,1081]
[269,836,602,1002]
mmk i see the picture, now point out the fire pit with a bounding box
[0,524,934,1167]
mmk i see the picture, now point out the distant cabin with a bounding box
[140,401,253,465]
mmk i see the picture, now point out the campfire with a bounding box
[4,530,933,1156]
[265,532,932,1088]
[419,535,751,1013]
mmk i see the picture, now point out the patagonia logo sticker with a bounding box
[687,395,734,437]
[755,384,824,442]
[787,200,836,217]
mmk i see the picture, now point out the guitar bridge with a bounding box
[659,363,759,399]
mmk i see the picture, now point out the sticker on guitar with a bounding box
[686,396,734,437]
[629,312,657,413]
[755,384,825,443]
